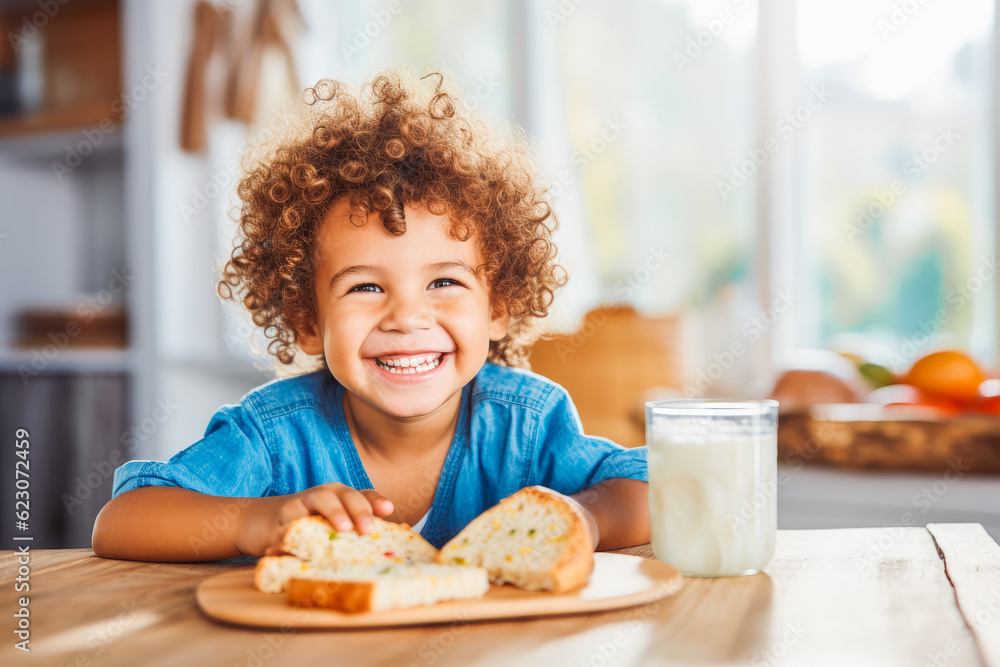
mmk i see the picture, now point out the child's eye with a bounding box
[429,278,463,289]
[348,283,382,293]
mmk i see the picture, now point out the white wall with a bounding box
[124,0,270,461]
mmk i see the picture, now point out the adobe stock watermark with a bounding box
[717,86,832,202]
[83,600,143,660]
[856,458,970,573]
[672,0,755,73]
[749,620,809,666]
[878,0,931,40]
[844,126,959,242]
[552,245,672,362]
[17,267,134,385]
[462,74,501,112]
[574,579,686,667]
[727,421,834,530]
[879,254,997,368]
[183,72,499,223]
[5,0,70,53]
[404,608,474,666]
[236,607,312,667]
[919,583,1000,667]
[61,397,180,515]
[52,65,168,181]
[180,110,294,223]
[683,288,797,397]
[549,116,627,200]
[188,497,252,557]
[921,639,964,667]
[340,0,405,63]
[546,0,590,29]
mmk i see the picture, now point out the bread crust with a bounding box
[436,485,594,593]
[286,578,377,613]
[253,555,305,594]
[278,515,419,555]
[519,486,594,593]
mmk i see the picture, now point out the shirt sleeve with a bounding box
[528,384,648,494]
[112,403,274,498]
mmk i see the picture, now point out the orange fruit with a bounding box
[867,384,961,413]
[904,351,985,404]
[868,384,964,416]
[969,395,1000,415]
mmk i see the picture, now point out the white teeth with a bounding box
[376,355,442,375]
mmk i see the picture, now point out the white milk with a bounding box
[648,429,777,577]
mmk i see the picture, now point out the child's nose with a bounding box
[379,292,435,333]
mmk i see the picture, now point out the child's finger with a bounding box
[301,490,353,532]
[371,498,394,516]
[340,490,377,534]
[359,489,394,516]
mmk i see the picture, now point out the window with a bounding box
[277,1,998,384]
[778,0,996,369]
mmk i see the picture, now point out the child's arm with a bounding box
[92,483,394,562]
[570,478,650,551]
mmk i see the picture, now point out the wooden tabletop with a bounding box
[2,524,999,667]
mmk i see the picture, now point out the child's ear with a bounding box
[294,318,325,355]
[488,302,511,342]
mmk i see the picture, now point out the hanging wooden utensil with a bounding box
[180,1,228,151]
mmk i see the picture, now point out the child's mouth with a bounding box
[370,352,447,379]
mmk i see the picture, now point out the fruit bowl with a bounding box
[776,404,1000,474]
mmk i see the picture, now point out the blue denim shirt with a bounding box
[112,363,648,548]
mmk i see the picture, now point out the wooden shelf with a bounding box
[0,121,122,161]
[0,105,119,138]
[778,408,1000,474]
[0,347,132,374]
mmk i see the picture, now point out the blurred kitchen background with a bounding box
[1,0,998,548]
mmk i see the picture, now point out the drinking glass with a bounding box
[646,399,778,577]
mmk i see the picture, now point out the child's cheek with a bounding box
[327,314,365,355]
[428,292,465,321]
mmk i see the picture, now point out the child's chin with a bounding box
[378,398,448,419]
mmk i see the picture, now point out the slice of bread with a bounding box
[286,563,490,613]
[436,486,594,593]
[254,516,437,595]
[254,555,310,594]
[279,515,438,567]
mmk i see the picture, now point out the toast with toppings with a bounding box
[254,516,437,594]
[436,486,594,593]
[254,554,311,594]
[279,515,437,566]
[254,516,489,613]
[285,563,490,612]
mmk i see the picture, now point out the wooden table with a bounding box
[3,524,999,666]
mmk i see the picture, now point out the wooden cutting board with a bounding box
[196,553,684,629]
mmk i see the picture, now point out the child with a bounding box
[92,70,649,562]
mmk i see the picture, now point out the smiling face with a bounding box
[296,198,510,420]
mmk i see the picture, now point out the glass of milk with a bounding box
[646,399,778,577]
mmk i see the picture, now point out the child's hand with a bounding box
[237,483,394,557]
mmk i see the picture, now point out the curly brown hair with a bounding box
[218,69,566,369]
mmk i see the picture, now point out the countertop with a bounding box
[2,523,998,666]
